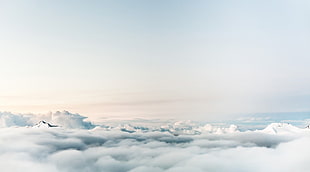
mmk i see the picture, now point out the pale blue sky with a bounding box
[0,0,310,120]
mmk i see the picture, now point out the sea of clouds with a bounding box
[1,111,310,172]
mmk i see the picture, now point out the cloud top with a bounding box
[0,111,95,129]
[1,111,310,171]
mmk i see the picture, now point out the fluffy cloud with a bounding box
[0,111,95,129]
[0,112,32,127]
[44,111,95,129]
[0,111,310,171]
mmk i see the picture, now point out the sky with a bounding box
[0,0,310,120]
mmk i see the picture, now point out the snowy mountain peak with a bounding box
[262,123,301,134]
[33,121,58,128]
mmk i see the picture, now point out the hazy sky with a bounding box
[0,0,310,120]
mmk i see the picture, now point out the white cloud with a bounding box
[0,112,32,127]
[0,111,95,129]
[0,111,310,171]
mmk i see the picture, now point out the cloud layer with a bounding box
[0,111,310,171]
[0,111,95,129]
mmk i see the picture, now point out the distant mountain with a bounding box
[261,123,302,134]
[33,121,58,128]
